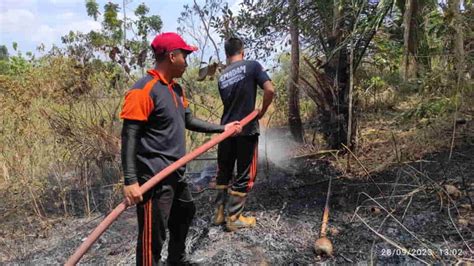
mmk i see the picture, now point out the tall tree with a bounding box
[449,0,465,85]
[0,45,9,75]
[305,0,395,149]
[74,1,162,74]
[401,0,418,80]
[209,0,305,141]
[177,0,225,73]
[215,0,394,149]
[288,0,304,142]
[397,0,439,78]
[0,45,8,61]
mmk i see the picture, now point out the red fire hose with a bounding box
[65,110,259,265]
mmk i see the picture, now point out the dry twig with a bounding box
[341,143,388,204]
[274,202,287,227]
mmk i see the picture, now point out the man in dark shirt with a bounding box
[214,37,275,231]
[120,32,241,265]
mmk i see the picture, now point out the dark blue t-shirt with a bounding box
[218,60,271,135]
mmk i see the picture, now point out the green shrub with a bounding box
[401,96,457,122]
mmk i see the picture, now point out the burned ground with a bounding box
[1,139,472,264]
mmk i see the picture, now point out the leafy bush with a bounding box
[401,96,457,122]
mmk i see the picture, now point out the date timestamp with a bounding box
[381,248,463,257]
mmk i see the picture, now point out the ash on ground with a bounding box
[1,140,473,264]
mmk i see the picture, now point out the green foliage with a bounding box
[212,0,289,59]
[0,61,8,75]
[372,31,403,73]
[401,96,457,122]
[0,45,8,60]
[135,3,149,16]
[52,1,164,94]
[9,56,30,75]
[0,45,10,74]
[135,3,162,43]
[367,76,386,89]
[88,30,107,47]
[212,0,394,64]
[86,0,100,21]
[146,15,163,34]
[103,2,122,31]
[269,53,291,122]
[0,48,126,220]
[0,0,471,228]
[0,53,32,76]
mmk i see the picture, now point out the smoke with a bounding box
[258,128,298,167]
[187,128,298,187]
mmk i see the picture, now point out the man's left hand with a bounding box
[224,121,242,136]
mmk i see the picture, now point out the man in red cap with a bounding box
[120,32,241,265]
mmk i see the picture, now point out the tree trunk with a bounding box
[288,0,304,142]
[449,0,465,85]
[319,0,352,149]
[401,0,417,80]
[347,39,355,153]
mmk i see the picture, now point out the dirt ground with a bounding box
[1,131,473,265]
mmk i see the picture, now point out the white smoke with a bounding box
[258,128,298,166]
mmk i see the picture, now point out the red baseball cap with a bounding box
[151,32,198,54]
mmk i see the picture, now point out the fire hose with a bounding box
[66,110,259,265]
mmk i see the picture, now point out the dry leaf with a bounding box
[197,66,208,81]
[207,62,218,76]
[458,218,468,227]
[444,184,462,199]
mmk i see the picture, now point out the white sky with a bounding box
[0,0,242,55]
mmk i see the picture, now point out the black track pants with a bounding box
[136,175,195,265]
[216,135,258,193]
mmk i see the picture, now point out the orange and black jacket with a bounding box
[120,69,224,185]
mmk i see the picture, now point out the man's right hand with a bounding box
[123,183,143,205]
[224,121,242,136]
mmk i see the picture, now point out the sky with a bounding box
[0,0,241,55]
